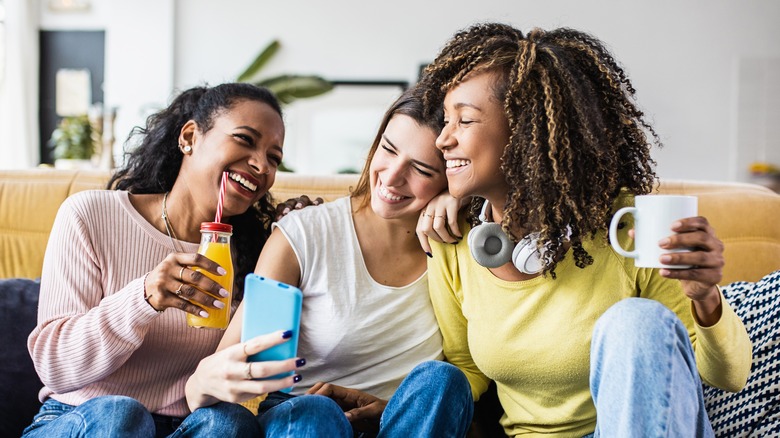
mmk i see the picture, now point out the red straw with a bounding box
[215,171,227,223]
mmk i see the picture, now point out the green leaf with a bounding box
[50,115,95,160]
[237,40,281,83]
[257,75,334,104]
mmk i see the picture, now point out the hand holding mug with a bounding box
[609,195,724,301]
[609,195,698,269]
[656,216,724,301]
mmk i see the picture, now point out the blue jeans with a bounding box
[589,298,715,437]
[22,395,260,438]
[257,360,474,437]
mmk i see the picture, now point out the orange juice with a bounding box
[187,223,233,329]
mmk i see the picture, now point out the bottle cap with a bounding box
[200,222,233,233]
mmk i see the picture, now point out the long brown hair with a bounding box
[419,23,660,275]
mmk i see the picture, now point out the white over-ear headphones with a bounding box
[468,199,545,274]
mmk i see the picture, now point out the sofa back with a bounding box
[1,169,778,284]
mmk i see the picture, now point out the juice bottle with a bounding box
[187,222,233,329]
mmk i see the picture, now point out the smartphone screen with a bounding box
[241,273,303,391]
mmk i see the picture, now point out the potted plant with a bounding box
[237,39,333,105]
[50,115,96,169]
[236,40,333,173]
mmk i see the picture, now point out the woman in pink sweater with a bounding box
[24,83,302,437]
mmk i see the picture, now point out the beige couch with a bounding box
[1,168,779,437]
[1,168,779,283]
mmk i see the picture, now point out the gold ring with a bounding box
[245,362,253,380]
[434,215,444,218]
[423,213,433,218]
[175,283,183,296]
[178,266,186,281]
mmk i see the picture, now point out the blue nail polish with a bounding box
[282,330,293,339]
[425,252,433,258]
[293,374,302,383]
[296,358,306,367]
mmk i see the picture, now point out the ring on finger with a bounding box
[178,266,186,281]
[175,283,183,296]
[245,362,253,380]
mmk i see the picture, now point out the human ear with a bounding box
[178,120,199,151]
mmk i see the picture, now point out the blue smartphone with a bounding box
[241,273,303,391]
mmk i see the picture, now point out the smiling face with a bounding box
[180,99,285,218]
[436,70,512,205]
[368,114,447,221]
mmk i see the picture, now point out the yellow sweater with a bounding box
[428,229,751,437]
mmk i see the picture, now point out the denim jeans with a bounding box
[22,395,260,438]
[589,298,715,437]
[257,360,474,437]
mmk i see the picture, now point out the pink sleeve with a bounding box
[27,196,160,395]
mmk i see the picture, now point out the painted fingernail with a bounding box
[425,252,433,258]
[217,267,227,275]
[199,310,209,318]
[296,358,306,367]
[293,374,302,383]
[295,202,303,209]
[283,207,290,214]
[282,330,293,339]
[218,288,229,298]
[213,300,225,309]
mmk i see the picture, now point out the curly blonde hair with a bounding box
[419,23,660,275]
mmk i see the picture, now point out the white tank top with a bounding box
[275,196,443,399]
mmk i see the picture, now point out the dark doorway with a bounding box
[38,30,104,165]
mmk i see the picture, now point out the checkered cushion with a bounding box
[703,271,780,437]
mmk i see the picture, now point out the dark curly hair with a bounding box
[351,85,444,210]
[107,83,282,300]
[419,23,660,275]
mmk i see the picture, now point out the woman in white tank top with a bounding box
[186,86,475,437]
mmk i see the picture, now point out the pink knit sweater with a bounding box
[27,190,224,417]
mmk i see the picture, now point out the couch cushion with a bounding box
[704,270,780,437]
[0,278,43,437]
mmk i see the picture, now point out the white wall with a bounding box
[39,0,173,166]
[38,0,780,180]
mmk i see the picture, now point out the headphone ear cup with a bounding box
[512,235,543,274]
[469,223,514,268]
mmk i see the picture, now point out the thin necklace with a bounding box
[161,191,185,253]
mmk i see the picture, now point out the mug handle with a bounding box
[609,207,638,259]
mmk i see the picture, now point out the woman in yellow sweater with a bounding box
[416,23,752,437]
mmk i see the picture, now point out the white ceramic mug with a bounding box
[609,195,698,269]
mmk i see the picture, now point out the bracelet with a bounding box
[142,272,164,314]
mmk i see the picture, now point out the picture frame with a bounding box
[282,80,408,175]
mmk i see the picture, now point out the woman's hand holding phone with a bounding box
[185,330,302,412]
